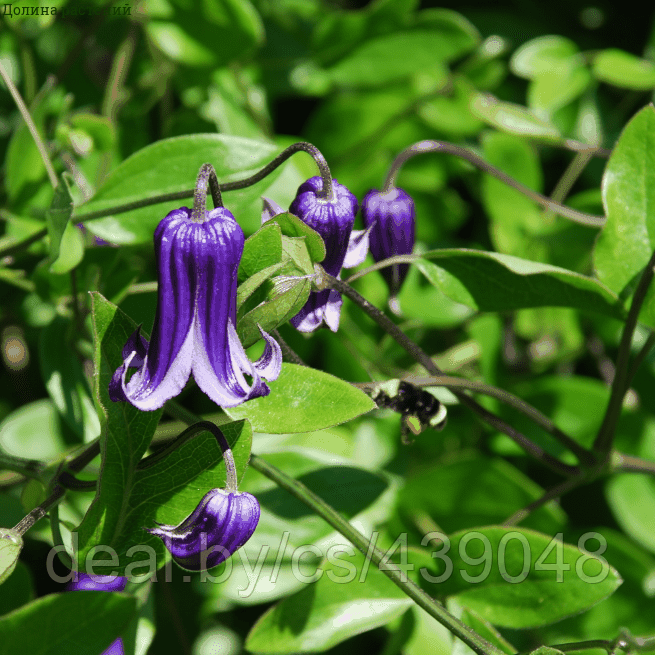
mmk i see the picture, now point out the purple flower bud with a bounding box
[66,573,127,592]
[109,206,282,410]
[288,176,358,332]
[361,187,416,296]
[146,488,260,571]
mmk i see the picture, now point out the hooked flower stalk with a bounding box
[145,422,260,571]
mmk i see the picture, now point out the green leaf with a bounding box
[0,591,137,655]
[239,222,284,282]
[237,273,311,348]
[0,399,66,460]
[593,50,655,90]
[0,561,33,613]
[424,527,622,628]
[38,316,100,442]
[606,474,655,555]
[527,62,591,118]
[327,29,472,88]
[452,604,516,655]
[271,212,326,264]
[79,135,286,245]
[75,294,253,575]
[49,221,85,275]
[594,105,655,326]
[399,454,566,535]
[75,293,164,573]
[0,529,22,586]
[510,36,580,79]
[236,261,287,310]
[46,174,74,269]
[246,550,413,653]
[416,249,624,318]
[481,132,544,259]
[145,0,263,68]
[470,93,563,142]
[225,364,375,433]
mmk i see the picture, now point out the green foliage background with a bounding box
[2,1,655,655]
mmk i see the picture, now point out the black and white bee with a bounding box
[368,380,448,442]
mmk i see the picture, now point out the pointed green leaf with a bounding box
[593,50,655,90]
[422,526,622,628]
[0,591,137,655]
[78,135,288,245]
[225,364,375,433]
[471,93,562,142]
[594,105,655,326]
[246,550,413,653]
[0,529,22,586]
[416,249,624,318]
[46,174,74,268]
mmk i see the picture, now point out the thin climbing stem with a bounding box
[321,270,578,476]
[0,60,58,189]
[191,164,223,222]
[593,249,655,455]
[502,474,587,526]
[383,140,605,227]
[361,375,594,466]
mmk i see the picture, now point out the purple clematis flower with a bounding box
[146,488,260,571]
[66,572,127,592]
[361,187,416,297]
[263,176,366,332]
[66,573,127,655]
[109,206,282,411]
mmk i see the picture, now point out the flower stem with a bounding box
[138,420,237,492]
[0,61,58,189]
[191,164,223,222]
[322,270,578,476]
[593,249,655,455]
[248,454,505,655]
[72,141,332,223]
[383,140,605,227]
[10,439,100,536]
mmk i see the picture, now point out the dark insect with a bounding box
[370,380,448,443]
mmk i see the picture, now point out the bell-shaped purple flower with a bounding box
[146,488,260,571]
[287,176,359,332]
[109,206,282,411]
[361,187,416,296]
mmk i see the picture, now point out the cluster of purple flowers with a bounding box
[106,172,415,577]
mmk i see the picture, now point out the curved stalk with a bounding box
[383,140,605,227]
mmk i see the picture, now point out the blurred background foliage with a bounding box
[2,1,655,654]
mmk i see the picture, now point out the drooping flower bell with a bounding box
[109,165,282,411]
[66,573,128,655]
[264,175,365,332]
[145,422,260,571]
[361,186,416,298]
